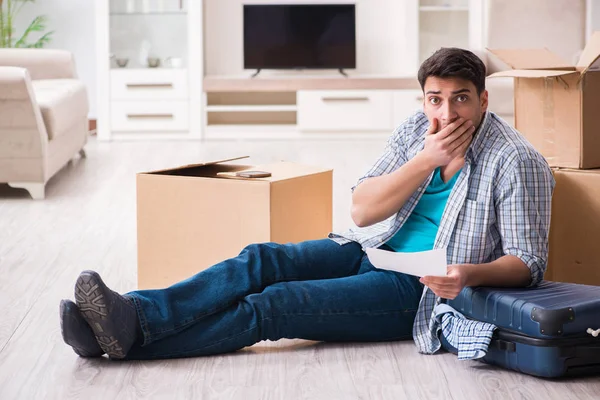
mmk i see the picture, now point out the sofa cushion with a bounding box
[31,79,88,140]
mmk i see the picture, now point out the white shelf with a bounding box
[206,105,297,112]
[206,124,297,131]
[419,6,469,11]
[204,124,298,140]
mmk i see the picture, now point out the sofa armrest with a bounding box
[0,49,77,80]
[0,67,48,161]
[0,66,38,100]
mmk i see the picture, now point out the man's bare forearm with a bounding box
[351,152,435,227]
[463,255,532,287]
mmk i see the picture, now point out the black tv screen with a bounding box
[243,4,356,70]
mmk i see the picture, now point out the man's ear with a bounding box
[480,90,489,112]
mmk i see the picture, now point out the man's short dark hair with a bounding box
[417,48,486,95]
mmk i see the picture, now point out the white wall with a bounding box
[204,0,416,77]
[486,0,586,65]
[590,0,600,37]
[14,0,97,118]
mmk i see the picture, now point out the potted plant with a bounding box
[0,0,53,48]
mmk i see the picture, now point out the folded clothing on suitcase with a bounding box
[433,303,497,360]
[447,280,600,378]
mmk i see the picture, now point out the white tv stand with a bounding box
[96,0,494,141]
[203,75,424,140]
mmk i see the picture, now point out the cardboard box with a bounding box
[488,31,600,169]
[136,157,333,289]
[547,168,600,286]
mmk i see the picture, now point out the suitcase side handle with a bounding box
[491,338,516,352]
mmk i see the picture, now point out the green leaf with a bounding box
[29,29,51,48]
[0,7,5,47]
[14,15,48,48]
[1,1,53,48]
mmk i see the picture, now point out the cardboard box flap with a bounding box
[216,161,332,183]
[487,48,573,70]
[577,31,600,73]
[488,69,578,79]
[143,156,250,174]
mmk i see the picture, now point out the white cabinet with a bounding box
[110,101,190,132]
[110,69,189,101]
[298,90,395,132]
[297,89,425,133]
[95,0,203,140]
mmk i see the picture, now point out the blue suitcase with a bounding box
[447,280,600,378]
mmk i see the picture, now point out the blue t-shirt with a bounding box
[385,167,461,253]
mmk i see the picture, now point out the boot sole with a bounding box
[74,271,127,359]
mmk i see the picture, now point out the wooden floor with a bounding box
[1,137,599,400]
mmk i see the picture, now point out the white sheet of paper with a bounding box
[365,247,448,278]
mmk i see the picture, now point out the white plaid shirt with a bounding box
[329,110,555,356]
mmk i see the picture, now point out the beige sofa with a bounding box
[0,49,89,199]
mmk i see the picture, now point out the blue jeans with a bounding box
[439,333,459,354]
[124,239,424,360]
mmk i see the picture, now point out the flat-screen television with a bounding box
[243,4,356,70]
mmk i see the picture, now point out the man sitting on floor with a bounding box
[59,47,554,361]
